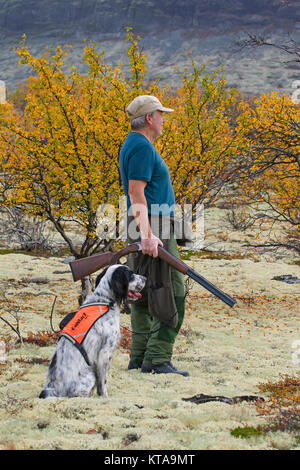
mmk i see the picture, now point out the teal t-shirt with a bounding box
[119,132,175,215]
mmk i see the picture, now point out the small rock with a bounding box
[122,433,139,446]
[272,274,300,284]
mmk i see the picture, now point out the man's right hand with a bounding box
[141,235,163,258]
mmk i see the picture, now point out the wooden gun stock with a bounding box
[69,243,141,282]
[69,244,236,308]
[69,251,114,281]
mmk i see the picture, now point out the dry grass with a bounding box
[0,207,299,450]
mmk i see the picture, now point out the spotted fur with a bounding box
[39,265,146,398]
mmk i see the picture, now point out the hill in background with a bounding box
[0,0,299,95]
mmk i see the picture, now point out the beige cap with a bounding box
[126,95,174,120]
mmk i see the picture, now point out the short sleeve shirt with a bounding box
[119,132,175,215]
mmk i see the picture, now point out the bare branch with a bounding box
[0,290,23,343]
[235,33,300,64]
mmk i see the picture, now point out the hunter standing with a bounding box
[119,95,189,376]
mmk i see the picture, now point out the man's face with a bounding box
[148,110,165,139]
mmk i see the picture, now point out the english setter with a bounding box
[39,265,146,398]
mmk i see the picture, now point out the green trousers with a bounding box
[129,236,185,366]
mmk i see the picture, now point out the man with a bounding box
[119,95,188,376]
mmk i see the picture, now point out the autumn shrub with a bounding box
[235,94,300,252]
[23,330,59,347]
[119,326,132,352]
[256,374,300,435]
[232,375,300,440]
[0,31,248,259]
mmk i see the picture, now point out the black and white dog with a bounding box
[39,265,146,398]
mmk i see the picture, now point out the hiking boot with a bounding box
[142,362,189,377]
[128,360,142,370]
[141,363,153,373]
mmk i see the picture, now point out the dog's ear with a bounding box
[95,267,109,288]
[110,266,132,304]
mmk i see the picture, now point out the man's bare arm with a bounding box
[128,180,163,257]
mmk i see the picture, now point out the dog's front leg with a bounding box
[97,377,107,397]
[96,352,112,397]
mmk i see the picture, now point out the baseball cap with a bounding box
[126,95,174,120]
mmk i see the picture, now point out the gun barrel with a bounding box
[69,244,236,308]
[157,246,189,275]
[187,268,236,307]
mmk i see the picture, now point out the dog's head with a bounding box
[95,265,146,307]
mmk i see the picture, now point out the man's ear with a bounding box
[145,112,153,125]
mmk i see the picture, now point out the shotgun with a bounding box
[69,243,236,308]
